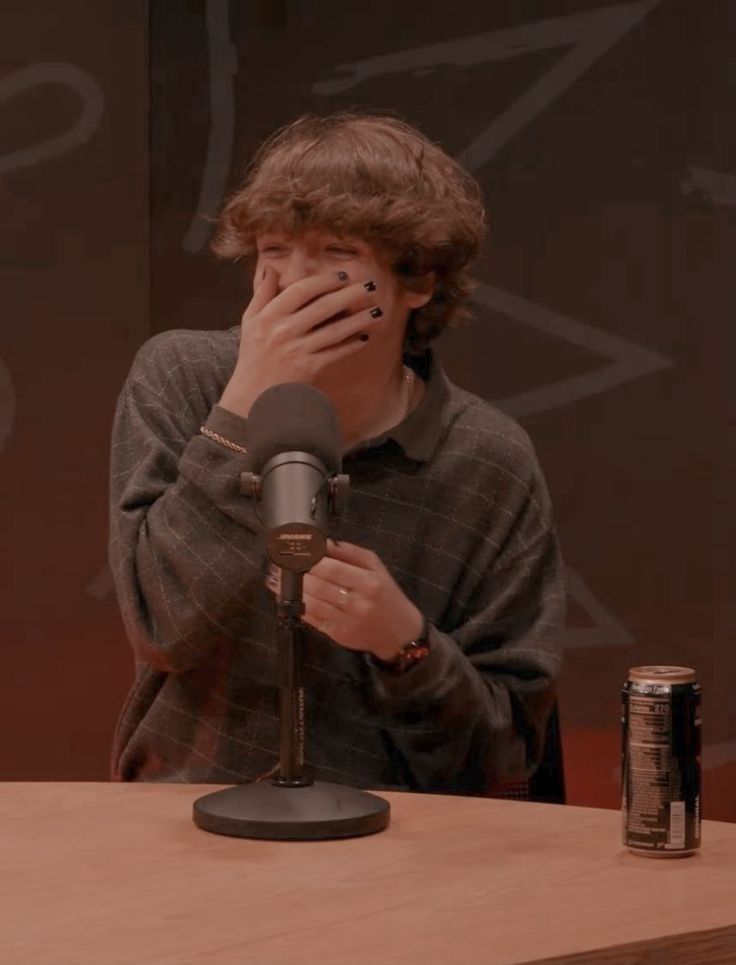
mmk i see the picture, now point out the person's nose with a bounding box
[276,247,320,291]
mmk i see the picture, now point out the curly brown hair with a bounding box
[212,111,487,354]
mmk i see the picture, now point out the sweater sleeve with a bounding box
[108,334,267,674]
[368,439,566,795]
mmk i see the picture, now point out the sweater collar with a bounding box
[345,350,449,463]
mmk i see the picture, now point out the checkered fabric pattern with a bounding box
[109,327,565,796]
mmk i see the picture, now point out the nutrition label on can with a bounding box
[628,696,670,743]
[625,695,682,847]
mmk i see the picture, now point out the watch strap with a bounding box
[371,617,431,674]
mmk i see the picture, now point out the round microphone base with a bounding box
[192,779,390,841]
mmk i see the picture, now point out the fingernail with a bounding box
[364,280,376,292]
[360,333,370,342]
[369,307,383,319]
[337,271,349,282]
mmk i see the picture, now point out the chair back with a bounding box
[492,704,566,804]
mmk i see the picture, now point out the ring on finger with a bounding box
[336,586,351,610]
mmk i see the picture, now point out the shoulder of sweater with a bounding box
[441,380,538,466]
[127,326,239,393]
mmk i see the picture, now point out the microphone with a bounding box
[194,386,389,840]
[241,383,346,570]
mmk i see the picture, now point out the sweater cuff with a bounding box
[368,624,460,707]
[179,404,255,518]
[203,404,249,449]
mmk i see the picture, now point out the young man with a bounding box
[109,112,565,796]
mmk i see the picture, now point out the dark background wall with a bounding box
[2,1,734,820]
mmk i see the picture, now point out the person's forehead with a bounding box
[258,225,362,241]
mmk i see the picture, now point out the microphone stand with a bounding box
[274,569,310,788]
[193,484,390,841]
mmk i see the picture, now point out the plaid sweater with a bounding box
[109,327,565,794]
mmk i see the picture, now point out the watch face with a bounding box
[370,623,430,672]
[393,641,430,673]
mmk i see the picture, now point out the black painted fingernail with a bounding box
[364,280,376,292]
[360,333,370,342]
[337,271,349,282]
[369,307,383,318]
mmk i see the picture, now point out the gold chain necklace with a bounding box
[402,364,416,419]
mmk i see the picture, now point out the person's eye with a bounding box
[259,245,287,255]
[326,246,358,256]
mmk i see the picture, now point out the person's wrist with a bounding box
[369,606,424,662]
[370,610,430,673]
[218,374,257,419]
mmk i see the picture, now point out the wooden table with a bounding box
[1,783,734,964]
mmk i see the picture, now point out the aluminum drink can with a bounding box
[622,666,701,856]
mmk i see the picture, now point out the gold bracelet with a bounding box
[199,425,247,454]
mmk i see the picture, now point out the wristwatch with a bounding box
[372,617,431,674]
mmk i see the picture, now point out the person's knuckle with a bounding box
[271,316,292,340]
[304,351,320,373]
[248,329,268,352]
[364,574,381,600]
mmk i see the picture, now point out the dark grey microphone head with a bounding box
[246,382,342,473]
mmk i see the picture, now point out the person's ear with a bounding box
[402,272,436,310]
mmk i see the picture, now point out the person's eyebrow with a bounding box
[257,233,289,245]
